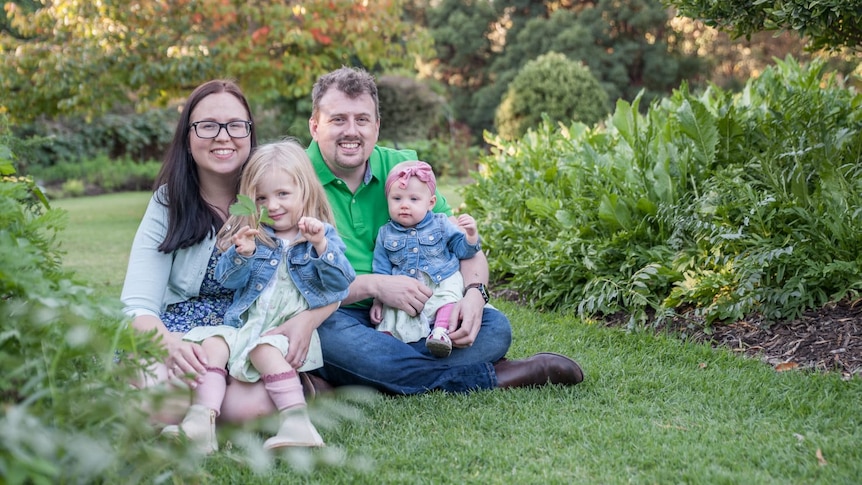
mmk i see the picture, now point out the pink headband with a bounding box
[385,161,436,195]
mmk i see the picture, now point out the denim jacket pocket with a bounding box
[287,249,314,280]
[382,235,408,265]
[418,229,445,259]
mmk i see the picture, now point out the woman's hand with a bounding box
[132,314,207,385]
[163,333,208,386]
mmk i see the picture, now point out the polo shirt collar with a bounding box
[363,159,373,185]
[309,140,377,188]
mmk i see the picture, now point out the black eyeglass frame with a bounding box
[190,120,253,139]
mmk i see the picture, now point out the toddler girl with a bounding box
[162,140,355,453]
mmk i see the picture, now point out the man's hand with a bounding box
[263,303,338,369]
[371,274,433,317]
[265,314,314,370]
[446,287,485,347]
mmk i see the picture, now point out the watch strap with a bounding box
[463,283,489,303]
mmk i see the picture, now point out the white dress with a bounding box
[184,248,323,382]
[376,271,464,343]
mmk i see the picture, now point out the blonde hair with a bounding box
[217,139,334,251]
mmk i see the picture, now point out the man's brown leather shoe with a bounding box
[299,372,335,400]
[494,352,584,389]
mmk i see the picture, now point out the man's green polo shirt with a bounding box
[307,141,452,286]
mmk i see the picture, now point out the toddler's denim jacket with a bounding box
[372,212,481,283]
[216,223,355,328]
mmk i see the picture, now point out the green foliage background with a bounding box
[1,0,431,122]
[465,58,862,326]
[426,0,705,139]
[666,0,862,52]
[494,52,610,141]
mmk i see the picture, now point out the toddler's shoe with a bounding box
[160,404,218,454]
[426,326,452,358]
[264,407,324,449]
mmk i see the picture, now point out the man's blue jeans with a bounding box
[313,306,512,394]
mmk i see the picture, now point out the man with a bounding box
[302,66,583,394]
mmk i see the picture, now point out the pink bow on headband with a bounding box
[385,161,437,195]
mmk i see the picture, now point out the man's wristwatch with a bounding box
[463,283,490,304]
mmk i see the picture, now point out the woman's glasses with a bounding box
[190,121,253,139]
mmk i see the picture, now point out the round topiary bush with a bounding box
[494,52,609,140]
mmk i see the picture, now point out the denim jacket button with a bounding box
[270,259,278,266]
[255,283,263,291]
[429,235,435,241]
[412,247,418,253]
[326,253,334,261]
[233,257,242,264]
[409,269,416,274]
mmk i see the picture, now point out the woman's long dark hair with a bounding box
[154,80,258,253]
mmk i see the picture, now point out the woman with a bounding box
[121,80,330,424]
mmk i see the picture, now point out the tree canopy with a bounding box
[665,0,862,51]
[0,0,432,122]
[425,0,703,139]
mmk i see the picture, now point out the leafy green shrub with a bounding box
[14,106,177,172]
[60,178,86,197]
[1,123,198,482]
[466,56,862,327]
[381,120,485,180]
[1,122,321,482]
[378,75,446,145]
[32,154,162,197]
[2,117,373,481]
[409,136,485,179]
[494,52,610,141]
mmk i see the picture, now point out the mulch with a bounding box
[601,298,862,380]
[497,288,862,379]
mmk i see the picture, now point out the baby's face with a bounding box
[386,177,436,227]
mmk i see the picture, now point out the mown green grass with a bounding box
[56,191,862,484]
[54,191,151,298]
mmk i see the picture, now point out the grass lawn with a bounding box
[54,192,862,484]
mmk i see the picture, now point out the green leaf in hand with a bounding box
[258,206,275,226]
[229,194,275,228]
[229,194,257,217]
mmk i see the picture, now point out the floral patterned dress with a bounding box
[160,247,233,333]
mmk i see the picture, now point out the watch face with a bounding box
[475,284,489,303]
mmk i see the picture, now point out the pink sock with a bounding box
[263,370,306,411]
[193,366,227,415]
[434,303,455,330]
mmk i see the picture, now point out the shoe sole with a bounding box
[264,439,325,449]
[426,340,452,358]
